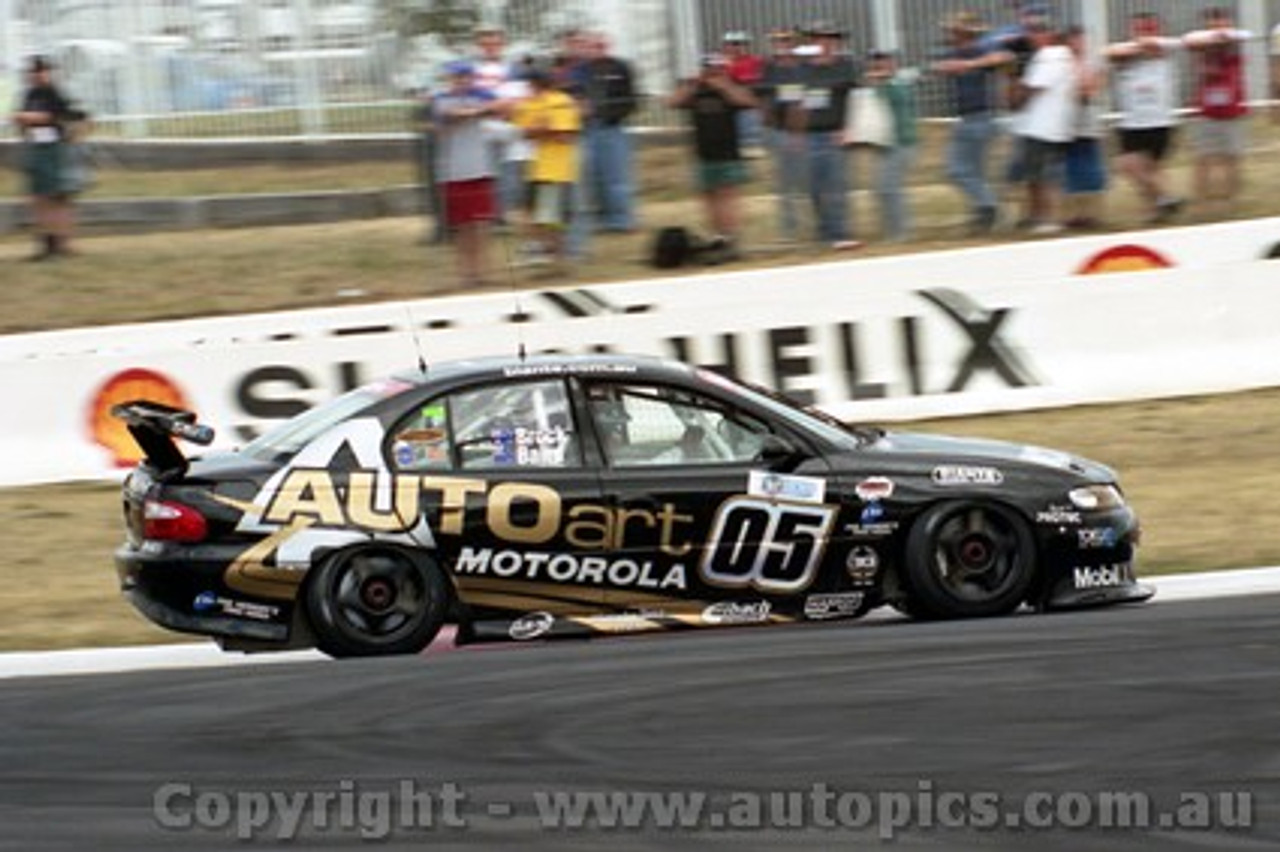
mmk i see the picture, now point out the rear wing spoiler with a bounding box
[111,400,215,478]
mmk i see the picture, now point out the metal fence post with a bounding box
[296,0,328,139]
[1237,0,1269,108]
[121,0,148,139]
[668,0,701,82]
[870,0,901,54]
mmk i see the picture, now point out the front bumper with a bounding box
[1037,505,1155,609]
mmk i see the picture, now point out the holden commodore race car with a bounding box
[114,354,1152,658]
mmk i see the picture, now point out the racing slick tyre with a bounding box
[902,500,1037,620]
[305,546,449,658]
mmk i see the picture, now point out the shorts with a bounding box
[527,182,574,228]
[1022,138,1067,184]
[23,143,68,198]
[1194,118,1247,157]
[1117,127,1174,161]
[697,159,750,192]
[1064,138,1107,195]
[442,178,496,227]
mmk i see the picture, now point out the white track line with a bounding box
[2,569,1278,680]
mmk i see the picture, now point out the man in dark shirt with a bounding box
[11,56,88,261]
[757,27,808,241]
[669,54,758,258]
[576,32,640,234]
[796,21,861,250]
[932,12,1013,233]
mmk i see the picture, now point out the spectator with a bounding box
[512,65,583,276]
[933,13,1013,234]
[469,25,530,228]
[1184,8,1252,216]
[1105,13,1185,225]
[1062,26,1108,230]
[757,26,808,241]
[577,33,641,234]
[851,50,919,243]
[796,20,861,250]
[668,53,758,260]
[1015,22,1077,235]
[432,60,503,286]
[721,30,765,152]
[1272,20,1280,123]
[986,3,1052,207]
[11,56,88,261]
[411,86,447,245]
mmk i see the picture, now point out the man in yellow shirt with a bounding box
[513,67,582,273]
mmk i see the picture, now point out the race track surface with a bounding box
[3,595,1277,851]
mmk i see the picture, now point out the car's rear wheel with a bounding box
[902,501,1036,619]
[305,546,448,658]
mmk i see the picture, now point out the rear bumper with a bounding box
[115,544,294,644]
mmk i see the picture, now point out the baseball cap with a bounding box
[806,20,845,38]
[722,31,751,44]
[443,59,475,76]
[942,12,989,34]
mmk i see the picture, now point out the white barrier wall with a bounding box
[3,218,1279,488]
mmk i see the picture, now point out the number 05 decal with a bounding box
[699,497,837,593]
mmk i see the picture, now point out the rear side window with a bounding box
[389,379,581,471]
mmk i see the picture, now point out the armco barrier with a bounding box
[1,217,1278,488]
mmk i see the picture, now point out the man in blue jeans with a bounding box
[796,21,861,250]
[575,32,640,234]
[932,12,1014,234]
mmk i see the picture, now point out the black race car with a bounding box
[114,354,1152,658]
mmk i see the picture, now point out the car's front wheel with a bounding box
[902,501,1036,619]
[305,546,449,658]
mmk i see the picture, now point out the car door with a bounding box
[386,378,608,619]
[579,379,838,619]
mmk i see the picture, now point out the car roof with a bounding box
[390,353,702,389]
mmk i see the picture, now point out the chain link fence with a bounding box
[2,0,1277,139]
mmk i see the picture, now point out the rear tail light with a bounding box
[143,499,208,542]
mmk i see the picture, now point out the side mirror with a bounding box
[756,434,807,472]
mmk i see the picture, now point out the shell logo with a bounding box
[1075,245,1175,275]
[88,369,191,467]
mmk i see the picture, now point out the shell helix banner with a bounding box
[2,217,1279,488]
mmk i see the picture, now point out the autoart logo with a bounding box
[1072,564,1129,589]
[701,601,772,626]
[932,465,1004,486]
[509,611,555,641]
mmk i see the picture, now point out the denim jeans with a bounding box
[582,122,635,231]
[947,113,998,213]
[875,145,916,242]
[805,132,852,243]
[768,128,807,240]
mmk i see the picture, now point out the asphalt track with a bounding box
[3,593,1278,851]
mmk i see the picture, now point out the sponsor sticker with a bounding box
[845,545,880,582]
[1077,528,1119,549]
[747,471,826,504]
[509,611,555,641]
[804,592,866,621]
[932,465,1004,486]
[854,477,895,501]
[1037,507,1083,525]
[701,601,772,626]
[192,592,280,621]
[1072,563,1131,590]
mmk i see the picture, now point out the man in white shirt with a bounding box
[1105,12,1185,224]
[1016,22,1077,234]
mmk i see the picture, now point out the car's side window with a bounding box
[585,383,771,468]
[388,399,453,471]
[450,379,581,470]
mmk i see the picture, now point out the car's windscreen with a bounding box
[696,370,863,451]
[240,379,415,460]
